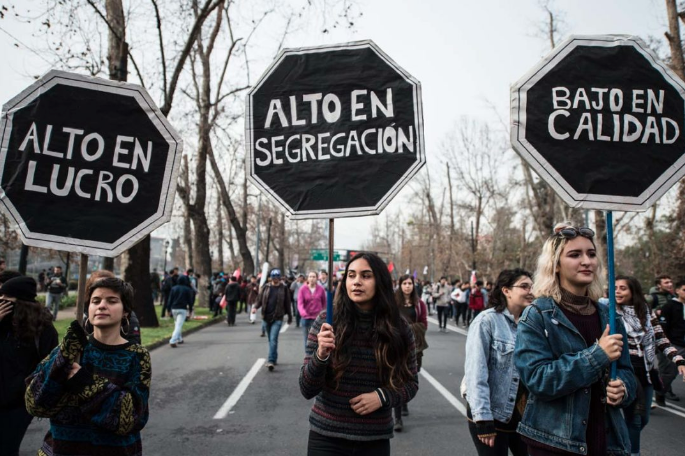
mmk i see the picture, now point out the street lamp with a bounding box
[163,240,170,273]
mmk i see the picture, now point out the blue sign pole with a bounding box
[327,219,334,325]
[606,211,617,379]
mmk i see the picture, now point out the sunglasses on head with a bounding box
[556,226,595,239]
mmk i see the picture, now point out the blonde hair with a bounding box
[532,222,605,302]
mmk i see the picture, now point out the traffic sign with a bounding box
[310,249,347,261]
[246,40,425,219]
[0,70,183,256]
[511,35,685,211]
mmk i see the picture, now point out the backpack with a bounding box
[469,288,484,311]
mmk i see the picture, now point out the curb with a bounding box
[145,317,223,351]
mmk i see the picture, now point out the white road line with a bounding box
[426,316,469,336]
[420,368,467,417]
[653,398,685,419]
[213,358,266,419]
[280,322,290,333]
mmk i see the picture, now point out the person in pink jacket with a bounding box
[298,271,327,350]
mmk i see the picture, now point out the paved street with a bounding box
[20,313,685,456]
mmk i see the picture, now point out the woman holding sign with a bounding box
[25,278,150,456]
[299,252,418,456]
[514,223,635,456]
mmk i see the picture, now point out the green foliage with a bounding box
[36,293,78,309]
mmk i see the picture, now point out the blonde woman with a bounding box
[514,223,635,456]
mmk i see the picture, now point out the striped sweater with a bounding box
[299,309,418,441]
[625,311,685,369]
[25,325,151,456]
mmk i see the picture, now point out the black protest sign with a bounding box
[0,70,183,256]
[511,35,685,211]
[246,40,425,219]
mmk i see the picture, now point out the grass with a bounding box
[52,306,219,348]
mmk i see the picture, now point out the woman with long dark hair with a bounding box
[392,274,428,431]
[514,223,635,456]
[26,277,151,456]
[615,275,685,455]
[0,276,58,456]
[462,269,533,456]
[299,252,418,456]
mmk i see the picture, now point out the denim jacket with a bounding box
[514,297,635,456]
[462,307,520,423]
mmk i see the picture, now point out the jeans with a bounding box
[624,384,654,455]
[0,406,34,456]
[170,309,187,344]
[46,292,62,321]
[467,418,527,456]
[302,318,316,350]
[437,306,448,328]
[456,302,468,325]
[266,319,283,363]
[307,430,389,456]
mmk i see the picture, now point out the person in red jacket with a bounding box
[392,274,428,431]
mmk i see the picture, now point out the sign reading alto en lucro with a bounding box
[0,70,183,256]
[246,40,425,219]
[511,35,685,211]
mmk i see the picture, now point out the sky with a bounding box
[0,0,672,253]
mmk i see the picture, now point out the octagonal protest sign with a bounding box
[511,35,685,211]
[0,70,183,256]
[246,40,425,219]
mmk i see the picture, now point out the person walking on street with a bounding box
[246,275,260,325]
[45,266,67,321]
[468,280,486,324]
[224,276,241,326]
[392,274,427,432]
[168,275,196,347]
[300,252,418,456]
[252,269,292,370]
[514,223,635,456]
[615,275,685,455]
[462,269,533,456]
[656,278,685,407]
[0,276,58,456]
[161,267,179,318]
[298,271,327,351]
[291,274,305,328]
[25,277,151,456]
[433,277,451,332]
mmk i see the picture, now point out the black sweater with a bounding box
[662,299,685,346]
[0,314,58,408]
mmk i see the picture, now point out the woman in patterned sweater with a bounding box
[25,277,151,456]
[615,275,685,456]
[299,252,418,456]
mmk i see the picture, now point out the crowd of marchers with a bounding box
[2,221,685,456]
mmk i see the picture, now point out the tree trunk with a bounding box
[276,213,286,273]
[18,243,29,275]
[594,210,608,262]
[104,0,156,326]
[181,155,194,270]
[216,192,224,272]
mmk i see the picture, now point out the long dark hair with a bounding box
[488,268,532,312]
[12,298,53,343]
[332,252,413,391]
[394,274,418,308]
[616,275,649,329]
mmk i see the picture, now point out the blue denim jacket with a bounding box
[462,307,520,423]
[514,297,635,456]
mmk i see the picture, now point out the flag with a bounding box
[423,265,428,275]
[413,270,418,279]
[388,262,395,273]
[471,270,477,284]
[405,269,410,275]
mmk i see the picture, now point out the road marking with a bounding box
[280,322,289,333]
[213,358,266,419]
[426,316,468,336]
[420,368,467,417]
[653,397,685,419]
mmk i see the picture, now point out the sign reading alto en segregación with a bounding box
[0,70,183,256]
[246,40,425,219]
[511,35,685,211]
